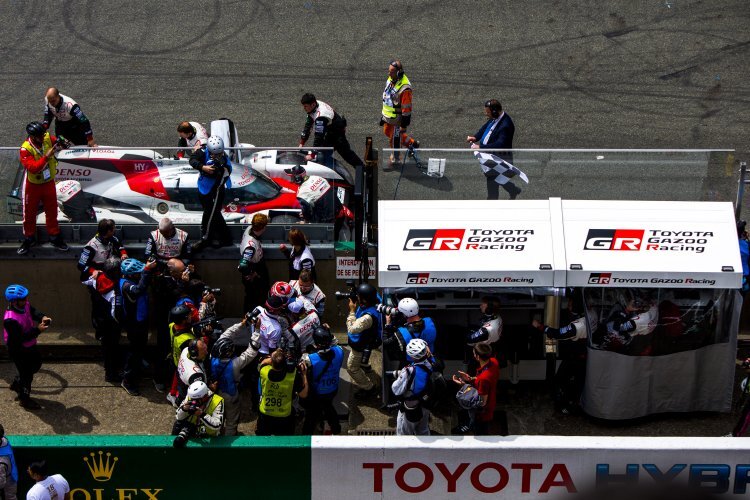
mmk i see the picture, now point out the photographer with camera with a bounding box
[345,283,382,400]
[17,121,70,254]
[257,348,309,436]
[382,298,436,367]
[239,213,270,313]
[3,285,50,410]
[210,317,261,436]
[301,326,344,434]
[390,339,435,436]
[189,135,233,250]
[118,258,156,396]
[172,380,225,447]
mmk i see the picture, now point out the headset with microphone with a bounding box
[389,60,404,80]
[484,99,502,119]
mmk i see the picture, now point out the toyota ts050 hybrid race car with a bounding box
[6,119,355,239]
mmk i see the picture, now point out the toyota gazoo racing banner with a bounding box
[311,436,750,499]
[562,201,742,289]
[378,199,558,288]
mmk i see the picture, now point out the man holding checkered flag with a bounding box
[466,99,525,199]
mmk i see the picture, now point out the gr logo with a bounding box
[584,229,644,251]
[403,229,465,251]
[406,273,429,284]
[588,273,612,284]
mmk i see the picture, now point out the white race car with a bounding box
[6,120,355,237]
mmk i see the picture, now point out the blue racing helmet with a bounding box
[5,284,29,301]
[120,258,145,276]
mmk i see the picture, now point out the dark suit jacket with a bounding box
[474,113,514,161]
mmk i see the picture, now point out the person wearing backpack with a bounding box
[390,339,434,436]
[301,326,344,435]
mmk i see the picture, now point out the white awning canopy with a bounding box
[562,200,742,288]
[378,199,742,289]
[377,200,564,288]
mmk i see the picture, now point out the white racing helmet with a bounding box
[187,380,209,399]
[398,298,419,318]
[207,135,224,155]
[406,338,429,361]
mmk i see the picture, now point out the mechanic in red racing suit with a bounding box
[17,122,69,255]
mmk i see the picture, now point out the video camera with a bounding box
[279,332,302,373]
[192,316,224,340]
[334,279,357,301]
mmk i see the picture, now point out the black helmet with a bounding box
[312,326,333,349]
[26,121,45,138]
[356,283,377,303]
[283,165,307,184]
[211,337,235,359]
[170,304,191,324]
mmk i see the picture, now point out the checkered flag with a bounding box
[473,151,529,185]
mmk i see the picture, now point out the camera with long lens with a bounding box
[279,333,302,373]
[376,304,398,316]
[334,279,357,301]
[192,316,224,340]
[203,286,221,297]
[182,399,202,415]
[173,427,193,448]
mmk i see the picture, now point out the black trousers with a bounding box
[153,292,174,386]
[242,265,270,315]
[322,133,364,168]
[198,184,231,244]
[90,290,121,380]
[486,177,519,200]
[122,320,148,385]
[302,392,341,435]
[55,120,88,146]
[9,345,42,401]
[256,413,295,436]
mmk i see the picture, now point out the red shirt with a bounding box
[474,357,500,422]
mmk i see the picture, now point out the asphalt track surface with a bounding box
[0,0,747,167]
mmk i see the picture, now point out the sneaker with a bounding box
[354,386,379,399]
[17,237,36,255]
[121,380,140,397]
[49,236,69,251]
[166,393,178,407]
[19,398,41,410]
[153,381,166,393]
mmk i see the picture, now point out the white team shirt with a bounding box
[27,474,70,500]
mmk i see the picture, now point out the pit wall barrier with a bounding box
[9,435,750,499]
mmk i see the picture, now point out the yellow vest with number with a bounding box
[259,365,295,417]
[21,133,57,184]
[187,393,223,436]
[381,75,411,119]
